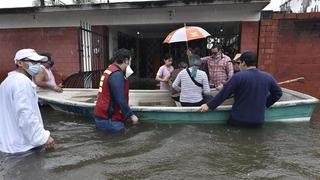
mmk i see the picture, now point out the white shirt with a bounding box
[0,71,50,153]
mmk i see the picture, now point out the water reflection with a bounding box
[1,107,320,179]
[0,148,47,180]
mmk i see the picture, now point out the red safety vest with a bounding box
[94,64,129,121]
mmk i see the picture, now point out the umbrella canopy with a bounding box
[163,26,211,44]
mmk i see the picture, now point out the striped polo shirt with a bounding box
[172,68,210,103]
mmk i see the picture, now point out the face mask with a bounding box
[125,65,134,78]
[26,62,41,76]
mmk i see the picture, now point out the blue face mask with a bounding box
[26,62,41,76]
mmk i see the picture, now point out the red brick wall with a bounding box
[0,27,79,83]
[258,13,320,98]
[240,21,259,54]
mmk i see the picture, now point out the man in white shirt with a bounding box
[0,49,55,154]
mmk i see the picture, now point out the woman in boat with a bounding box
[155,54,174,90]
[172,55,211,107]
[33,53,63,92]
[199,51,283,127]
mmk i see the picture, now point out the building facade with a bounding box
[0,0,319,97]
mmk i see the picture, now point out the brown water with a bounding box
[1,106,320,180]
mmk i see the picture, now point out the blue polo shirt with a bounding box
[207,68,283,125]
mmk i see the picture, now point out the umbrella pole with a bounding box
[184,23,189,50]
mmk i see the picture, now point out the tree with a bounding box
[72,0,96,4]
[32,0,66,6]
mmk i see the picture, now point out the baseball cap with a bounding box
[233,53,241,63]
[14,49,48,63]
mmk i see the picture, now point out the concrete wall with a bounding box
[0,27,79,82]
[258,12,320,98]
[0,3,262,29]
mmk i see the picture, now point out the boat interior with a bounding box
[37,88,312,107]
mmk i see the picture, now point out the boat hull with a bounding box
[39,88,319,123]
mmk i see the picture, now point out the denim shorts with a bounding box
[94,117,125,134]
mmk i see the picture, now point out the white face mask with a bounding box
[126,65,134,78]
[26,62,41,76]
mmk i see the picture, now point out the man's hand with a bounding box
[163,76,170,82]
[131,115,139,125]
[216,83,224,91]
[199,104,209,112]
[45,136,55,149]
[53,85,63,93]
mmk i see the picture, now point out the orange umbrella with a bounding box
[163,26,211,44]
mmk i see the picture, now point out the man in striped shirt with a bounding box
[201,44,234,88]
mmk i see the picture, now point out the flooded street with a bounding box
[1,107,320,179]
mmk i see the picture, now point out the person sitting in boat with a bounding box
[199,51,283,127]
[94,48,139,133]
[170,61,188,102]
[155,54,174,90]
[33,53,63,93]
[172,55,211,107]
[0,48,55,153]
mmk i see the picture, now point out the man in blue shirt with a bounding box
[199,51,283,126]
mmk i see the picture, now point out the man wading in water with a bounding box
[0,49,55,153]
[199,51,283,127]
[94,48,139,133]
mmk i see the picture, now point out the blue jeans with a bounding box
[94,117,125,134]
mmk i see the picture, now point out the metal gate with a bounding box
[62,21,107,88]
[78,21,106,72]
[61,21,107,88]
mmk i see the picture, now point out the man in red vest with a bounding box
[94,48,138,133]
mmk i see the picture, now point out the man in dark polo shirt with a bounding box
[199,51,283,126]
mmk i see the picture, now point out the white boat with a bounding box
[38,88,319,123]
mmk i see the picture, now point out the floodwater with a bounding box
[1,106,320,180]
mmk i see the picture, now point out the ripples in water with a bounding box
[1,107,320,179]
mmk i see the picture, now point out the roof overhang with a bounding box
[0,0,270,29]
[0,0,270,14]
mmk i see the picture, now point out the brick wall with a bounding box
[0,27,79,83]
[240,21,259,54]
[258,12,320,98]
